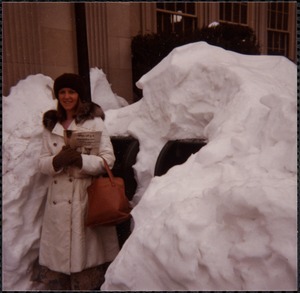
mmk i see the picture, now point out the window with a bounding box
[219,3,248,24]
[267,2,289,57]
[156,3,197,34]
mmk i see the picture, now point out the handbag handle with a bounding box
[101,157,116,186]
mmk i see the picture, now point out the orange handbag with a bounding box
[85,158,132,227]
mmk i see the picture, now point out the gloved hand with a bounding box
[53,146,82,171]
[70,151,83,169]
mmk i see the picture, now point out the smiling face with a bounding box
[58,88,79,116]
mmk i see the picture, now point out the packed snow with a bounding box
[2,42,297,291]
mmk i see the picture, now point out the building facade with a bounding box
[2,2,297,102]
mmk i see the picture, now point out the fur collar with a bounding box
[43,102,105,131]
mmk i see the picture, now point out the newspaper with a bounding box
[64,130,102,155]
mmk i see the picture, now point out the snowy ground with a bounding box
[2,42,297,291]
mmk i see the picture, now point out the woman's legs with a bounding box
[31,259,71,290]
[31,258,111,290]
[70,262,111,290]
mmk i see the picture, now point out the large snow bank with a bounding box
[2,68,127,290]
[102,42,297,290]
[2,42,296,291]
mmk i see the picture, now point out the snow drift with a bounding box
[102,42,297,290]
[2,43,297,291]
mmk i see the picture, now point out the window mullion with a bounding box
[275,3,278,30]
[156,4,197,34]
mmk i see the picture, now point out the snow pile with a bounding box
[2,69,126,290]
[90,67,128,110]
[3,75,55,290]
[102,42,297,290]
[2,42,297,291]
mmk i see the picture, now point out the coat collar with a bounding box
[52,120,77,137]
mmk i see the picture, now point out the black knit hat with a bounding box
[54,73,86,100]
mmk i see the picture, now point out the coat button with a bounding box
[68,200,72,204]
[54,180,57,184]
[53,201,57,205]
[69,178,73,182]
[53,143,57,147]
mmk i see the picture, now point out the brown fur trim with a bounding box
[43,102,105,132]
[75,102,105,124]
[43,110,58,131]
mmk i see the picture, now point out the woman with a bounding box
[32,73,119,290]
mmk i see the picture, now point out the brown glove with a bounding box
[53,146,82,171]
[70,151,83,169]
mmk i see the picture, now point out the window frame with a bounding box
[219,2,249,25]
[266,2,290,57]
[156,3,198,34]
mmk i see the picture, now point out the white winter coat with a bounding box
[38,117,119,274]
